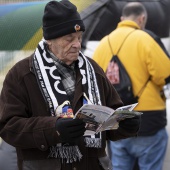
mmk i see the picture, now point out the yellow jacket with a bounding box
[93,20,170,111]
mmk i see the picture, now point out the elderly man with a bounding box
[0,1,140,170]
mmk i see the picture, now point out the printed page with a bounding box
[74,104,115,135]
[115,103,138,111]
[97,103,142,132]
[98,110,142,132]
[74,103,142,134]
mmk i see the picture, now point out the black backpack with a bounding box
[106,30,149,105]
[106,54,138,105]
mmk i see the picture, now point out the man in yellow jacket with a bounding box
[93,2,170,170]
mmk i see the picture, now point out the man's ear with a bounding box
[46,40,52,46]
[141,14,146,23]
[120,16,124,21]
[138,14,146,29]
[142,14,147,22]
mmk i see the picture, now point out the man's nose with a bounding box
[72,39,81,48]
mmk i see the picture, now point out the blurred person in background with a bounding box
[92,2,170,170]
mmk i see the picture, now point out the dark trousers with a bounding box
[0,140,18,170]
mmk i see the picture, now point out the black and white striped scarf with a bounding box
[33,39,102,163]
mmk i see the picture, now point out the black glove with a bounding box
[119,115,141,133]
[55,118,86,143]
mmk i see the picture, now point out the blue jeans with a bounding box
[108,128,168,170]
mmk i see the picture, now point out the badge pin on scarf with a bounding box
[55,100,74,118]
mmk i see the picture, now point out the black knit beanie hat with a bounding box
[43,0,85,40]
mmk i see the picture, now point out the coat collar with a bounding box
[117,20,140,30]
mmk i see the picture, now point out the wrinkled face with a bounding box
[47,31,83,65]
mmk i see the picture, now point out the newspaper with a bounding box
[74,103,142,135]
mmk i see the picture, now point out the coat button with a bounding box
[41,145,45,149]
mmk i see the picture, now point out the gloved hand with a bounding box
[55,118,86,143]
[119,115,141,133]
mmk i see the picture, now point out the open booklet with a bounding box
[74,103,142,136]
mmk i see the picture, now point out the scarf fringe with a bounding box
[48,145,83,163]
[84,137,102,148]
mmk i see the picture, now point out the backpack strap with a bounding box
[108,29,136,56]
[136,76,151,98]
